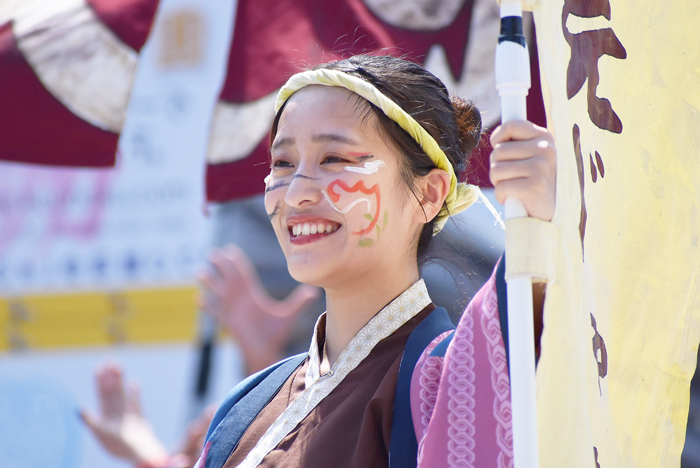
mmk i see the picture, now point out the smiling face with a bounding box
[265,86,424,290]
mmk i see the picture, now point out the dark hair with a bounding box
[270,55,482,268]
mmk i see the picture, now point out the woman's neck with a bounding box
[322,265,420,366]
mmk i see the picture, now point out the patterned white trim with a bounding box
[445,311,477,468]
[414,331,452,439]
[236,279,432,468]
[418,357,442,437]
[479,283,514,467]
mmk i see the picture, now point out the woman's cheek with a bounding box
[321,176,387,248]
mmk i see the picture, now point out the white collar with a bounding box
[305,278,431,388]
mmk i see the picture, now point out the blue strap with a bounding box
[495,255,510,373]
[389,307,455,468]
[203,353,307,468]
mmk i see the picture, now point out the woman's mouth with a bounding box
[288,220,341,244]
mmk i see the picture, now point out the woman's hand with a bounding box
[489,120,556,222]
[490,120,556,355]
[199,245,321,375]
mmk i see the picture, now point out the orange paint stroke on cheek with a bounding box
[327,179,381,236]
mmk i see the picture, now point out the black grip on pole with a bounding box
[195,338,214,398]
[499,16,527,47]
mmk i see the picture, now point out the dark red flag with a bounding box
[0,0,159,167]
[204,0,546,202]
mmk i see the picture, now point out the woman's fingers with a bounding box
[272,284,321,318]
[79,410,103,437]
[489,120,557,221]
[210,252,242,285]
[198,273,227,311]
[126,383,143,416]
[490,120,551,147]
[97,364,126,419]
[222,247,268,300]
[493,177,555,221]
[490,137,556,163]
[489,155,554,186]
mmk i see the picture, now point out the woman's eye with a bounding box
[322,155,349,164]
[272,159,294,168]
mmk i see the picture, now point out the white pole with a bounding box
[495,1,539,467]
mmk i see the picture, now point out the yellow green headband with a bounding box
[275,68,481,233]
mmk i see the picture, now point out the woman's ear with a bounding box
[412,168,451,224]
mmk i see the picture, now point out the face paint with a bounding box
[322,191,372,214]
[293,174,319,180]
[267,201,280,220]
[344,159,385,175]
[265,85,428,288]
[265,180,291,193]
[323,179,381,236]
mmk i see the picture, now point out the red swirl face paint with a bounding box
[324,179,381,236]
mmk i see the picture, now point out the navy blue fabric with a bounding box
[203,353,306,468]
[495,255,510,373]
[204,354,304,441]
[389,307,455,468]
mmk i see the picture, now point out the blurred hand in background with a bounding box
[199,245,321,375]
[79,363,170,467]
[80,363,215,468]
[81,246,318,466]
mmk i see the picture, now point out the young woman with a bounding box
[197,54,556,468]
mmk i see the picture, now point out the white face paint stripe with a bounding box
[344,160,386,175]
[322,190,372,214]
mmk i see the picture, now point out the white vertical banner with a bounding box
[0,1,239,468]
[0,0,236,294]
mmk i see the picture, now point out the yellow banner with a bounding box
[0,286,199,351]
[531,1,700,466]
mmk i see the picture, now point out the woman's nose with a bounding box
[284,171,323,208]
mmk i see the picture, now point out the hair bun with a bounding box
[450,96,482,155]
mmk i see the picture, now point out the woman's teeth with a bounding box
[292,223,339,236]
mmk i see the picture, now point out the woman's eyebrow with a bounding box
[311,133,360,146]
[271,137,294,151]
[271,133,358,150]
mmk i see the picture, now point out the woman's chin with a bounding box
[287,257,359,290]
[287,261,331,288]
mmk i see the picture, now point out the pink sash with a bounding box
[410,271,514,468]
